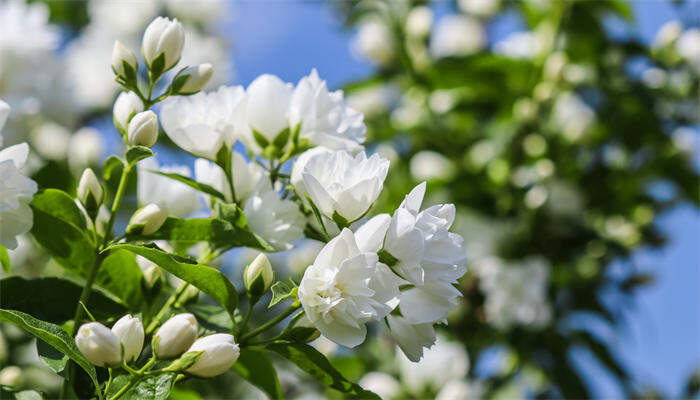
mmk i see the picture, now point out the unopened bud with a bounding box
[111,40,137,81]
[77,168,103,212]
[184,334,240,377]
[111,314,144,362]
[244,253,274,298]
[75,322,122,367]
[113,91,144,135]
[128,110,159,147]
[127,203,168,235]
[142,17,185,73]
[172,63,213,95]
[153,313,198,359]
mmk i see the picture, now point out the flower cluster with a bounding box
[76,313,239,378]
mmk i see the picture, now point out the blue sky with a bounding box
[220,1,699,396]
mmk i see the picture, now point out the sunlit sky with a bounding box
[173,1,699,396]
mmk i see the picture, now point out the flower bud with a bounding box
[184,334,239,377]
[75,322,122,367]
[111,315,144,362]
[95,205,111,238]
[77,168,103,211]
[173,63,214,95]
[153,313,198,359]
[128,110,159,147]
[405,6,433,38]
[113,91,144,134]
[127,203,168,235]
[244,253,274,297]
[142,17,185,73]
[111,40,137,80]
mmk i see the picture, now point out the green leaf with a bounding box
[0,309,100,398]
[273,127,290,149]
[269,279,298,308]
[0,387,44,400]
[95,250,145,310]
[105,243,238,316]
[251,129,270,149]
[106,374,175,400]
[103,155,125,181]
[162,350,203,372]
[149,171,227,201]
[267,343,379,399]
[212,202,246,228]
[0,276,127,324]
[185,303,235,333]
[0,246,9,273]
[377,249,398,267]
[149,53,166,80]
[232,348,284,400]
[37,338,69,374]
[30,189,95,277]
[126,146,154,166]
[126,217,273,252]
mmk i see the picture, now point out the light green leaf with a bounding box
[0,276,126,324]
[0,309,101,398]
[103,155,125,181]
[267,343,379,399]
[126,217,273,251]
[126,146,154,166]
[30,189,95,277]
[105,243,238,316]
[232,348,284,400]
[0,246,9,273]
[269,279,298,308]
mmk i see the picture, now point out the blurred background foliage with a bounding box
[0,0,698,399]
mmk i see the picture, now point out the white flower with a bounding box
[299,228,402,348]
[409,150,455,181]
[127,203,168,235]
[355,182,467,324]
[244,253,274,295]
[386,315,436,362]
[458,0,500,17]
[302,150,389,223]
[359,372,401,400]
[353,17,395,66]
[68,127,104,171]
[185,334,240,378]
[493,31,544,60]
[244,74,294,143]
[111,315,144,362]
[113,92,144,134]
[430,15,484,58]
[77,168,103,210]
[194,151,265,204]
[75,322,122,367]
[153,313,198,359]
[137,158,200,218]
[174,63,214,95]
[397,335,469,392]
[161,85,245,160]
[142,16,185,71]
[289,69,366,153]
[0,143,37,249]
[436,380,483,400]
[551,92,595,142]
[243,182,305,251]
[405,6,433,38]
[290,146,333,206]
[111,40,137,79]
[652,20,682,50]
[128,110,159,147]
[30,122,71,161]
[677,28,700,70]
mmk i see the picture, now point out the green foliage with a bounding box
[269,279,298,308]
[95,249,145,310]
[267,343,379,399]
[105,243,239,316]
[106,374,175,400]
[0,310,101,398]
[30,189,95,277]
[0,276,126,323]
[232,348,284,399]
[148,171,227,201]
[0,246,9,273]
[126,146,155,166]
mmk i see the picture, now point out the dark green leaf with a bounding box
[273,127,290,149]
[126,217,273,251]
[149,53,166,80]
[105,243,238,316]
[96,250,145,310]
[232,348,284,400]
[37,338,69,374]
[0,310,100,397]
[269,279,298,308]
[0,276,126,324]
[267,343,379,399]
[126,146,154,166]
[149,171,226,201]
[103,155,125,181]
[105,374,175,400]
[0,387,44,400]
[252,129,270,149]
[30,189,95,277]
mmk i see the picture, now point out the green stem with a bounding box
[240,302,301,343]
[137,355,157,374]
[102,164,132,249]
[145,282,189,335]
[220,150,236,203]
[104,368,114,396]
[239,300,256,334]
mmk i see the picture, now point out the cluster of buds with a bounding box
[75,313,239,378]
